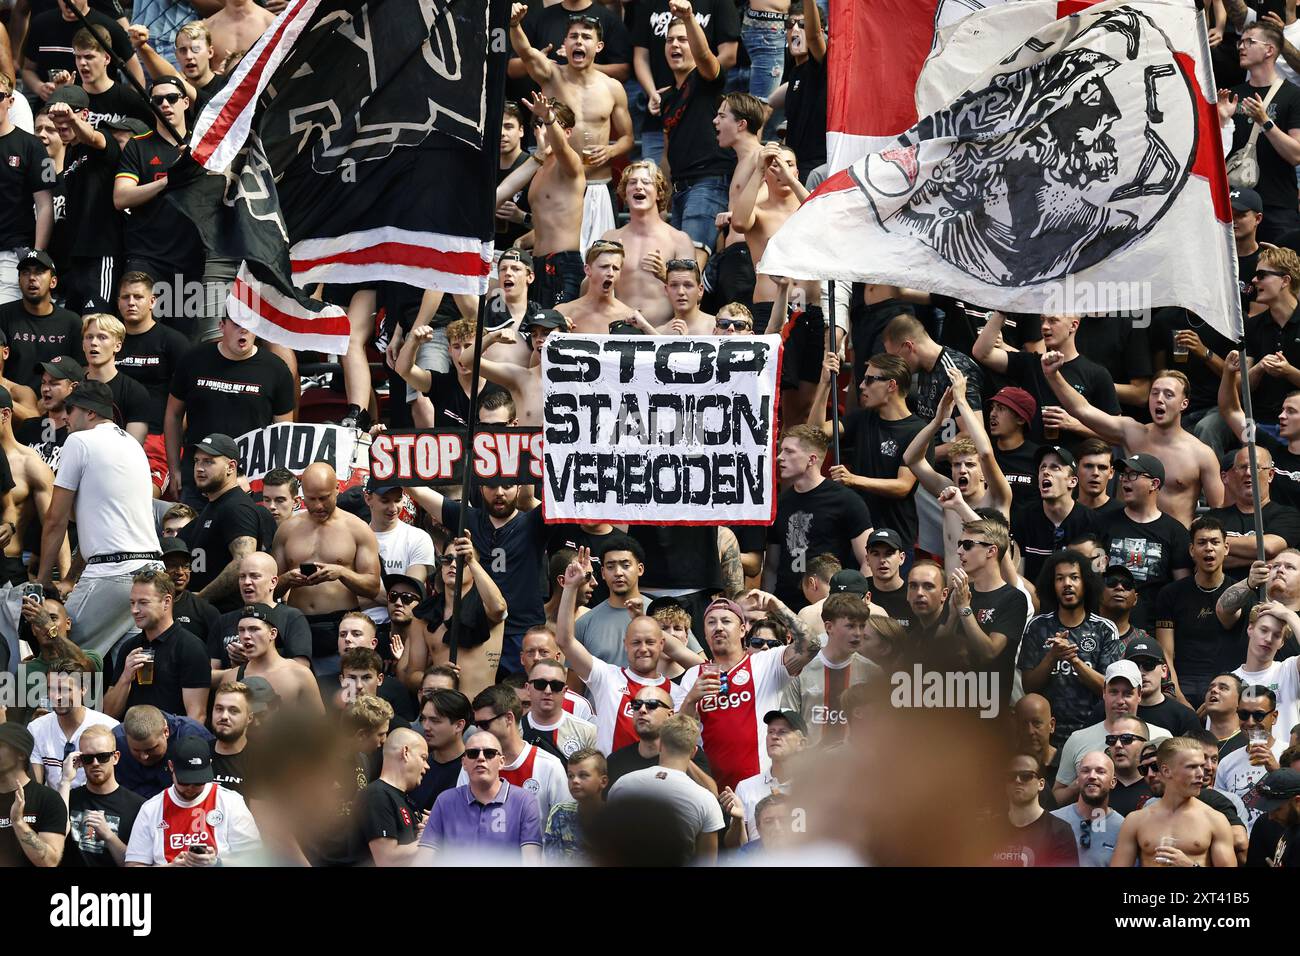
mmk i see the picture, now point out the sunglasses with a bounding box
[439,555,458,566]
[464,747,501,760]
[957,539,995,551]
[1133,659,1162,672]
[1007,770,1039,783]
[529,679,566,693]
[388,591,420,605]
[151,92,183,105]
[1104,577,1134,591]
[475,713,504,727]
[746,637,783,649]
[861,374,892,385]
[716,319,752,330]
[628,699,670,711]
[1238,709,1273,723]
[568,13,600,25]
[1140,761,1160,775]
[79,751,116,765]
[1255,269,1287,280]
[1104,733,1147,746]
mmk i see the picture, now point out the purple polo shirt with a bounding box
[419,780,542,856]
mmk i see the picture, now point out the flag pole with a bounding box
[1238,348,1269,601]
[827,281,841,466]
[446,298,487,666]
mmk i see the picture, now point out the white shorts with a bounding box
[580,181,616,258]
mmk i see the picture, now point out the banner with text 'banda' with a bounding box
[541,335,781,525]
[369,427,543,487]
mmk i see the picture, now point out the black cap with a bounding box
[763,709,808,735]
[238,602,276,623]
[524,308,566,331]
[498,249,533,269]
[242,676,280,715]
[41,356,84,382]
[0,723,35,760]
[829,569,871,596]
[365,476,403,495]
[1103,564,1136,587]
[1230,187,1263,213]
[194,433,239,460]
[102,117,151,136]
[149,75,187,97]
[17,248,56,273]
[1119,452,1165,484]
[1245,769,1300,811]
[169,737,214,784]
[1034,444,1076,469]
[336,485,369,519]
[47,85,90,110]
[160,538,192,561]
[382,573,426,602]
[1124,638,1166,665]
[866,528,904,552]
[64,379,115,418]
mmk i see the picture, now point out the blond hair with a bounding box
[175,21,212,47]
[617,160,670,214]
[82,313,125,343]
[343,694,393,734]
[447,318,477,345]
[1261,246,1300,292]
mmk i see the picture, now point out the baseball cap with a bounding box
[169,737,214,784]
[498,249,534,269]
[382,573,426,602]
[763,709,809,736]
[1104,659,1142,689]
[1103,564,1136,588]
[1034,444,1076,469]
[47,85,90,110]
[238,602,276,623]
[829,569,871,596]
[1124,638,1166,665]
[523,308,566,331]
[703,597,748,623]
[336,485,369,520]
[41,356,84,382]
[160,538,192,561]
[149,75,187,96]
[17,248,56,273]
[989,386,1037,425]
[0,723,35,760]
[366,476,403,495]
[242,676,280,715]
[1245,769,1300,811]
[102,117,151,136]
[194,433,239,460]
[1119,452,1164,484]
[866,528,904,552]
[1230,187,1263,213]
[64,379,115,418]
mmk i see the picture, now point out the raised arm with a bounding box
[508,2,556,84]
[742,589,821,676]
[730,142,771,234]
[805,0,827,62]
[455,536,507,623]
[461,327,533,393]
[1040,350,1130,444]
[673,0,720,81]
[395,323,435,394]
[902,387,958,496]
[949,366,1012,514]
[497,157,539,207]
[1219,350,1249,439]
[554,548,596,681]
[971,311,1011,375]
[524,92,583,178]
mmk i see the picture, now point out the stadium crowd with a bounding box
[1,0,1300,868]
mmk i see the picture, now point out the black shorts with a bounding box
[532,251,584,308]
[0,554,28,587]
[306,609,351,660]
[62,255,119,314]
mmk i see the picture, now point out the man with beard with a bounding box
[1011,446,1100,585]
[410,689,469,812]
[994,753,1078,867]
[18,357,78,473]
[556,549,687,754]
[1208,444,1300,568]
[210,552,311,670]
[1051,750,1124,866]
[1112,736,1237,866]
[1019,550,1124,748]
[1155,517,1235,709]
[211,605,323,714]
[180,433,268,611]
[273,462,382,676]
[58,722,142,867]
[0,384,63,583]
[1015,694,1061,809]
[0,251,81,390]
[210,681,255,797]
[600,161,694,325]
[1103,715,1153,815]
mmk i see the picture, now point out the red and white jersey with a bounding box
[586,659,688,755]
[125,783,261,865]
[563,690,595,723]
[680,649,792,793]
[457,743,568,824]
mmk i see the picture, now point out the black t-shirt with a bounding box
[628,525,723,592]
[968,582,1030,710]
[0,781,68,867]
[1153,576,1238,703]
[1012,501,1101,585]
[496,151,534,249]
[1003,350,1121,444]
[16,415,68,472]
[0,301,83,392]
[85,83,154,132]
[424,371,507,428]
[994,439,1042,509]
[870,581,911,626]
[169,343,295,453]
[526,1,631,67]
[65,784,144,867]
[993,810,1078,867]
[1208,500,1300,551]
[662,68,735,183]
[546,522,617,605]
[1259,431,1300,510]
[1074,315,1153,391]
[119,322,191,433]
[99,369,151,429]
[409,754,465,812]
[105,624,211,716]
[1151,308,1239,412]
[769,480,874,609]
[604,741,713,790]
[1108,778,1153,817]
[22,9,134,77]
[59,136,124,261]
[172,590,220,650]
[29,0,125,17]
[211,601,314,666]
[1243,308,1300,421]
[632,0,740,132]
[0,127,53,250]
[116,131,204,273]
[191,73,230,120]
[212,748,258,798]
[418,586,494,651]
[841,410,926,549]
[910,348,983,422]
[181,486,272,607]
[1101,510,1193,632]
[1229,78,1300,211]
[1139,696,1202,737]
[355,779,420,861]
[784,53,828,173]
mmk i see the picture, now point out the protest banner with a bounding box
[369,426,543,486]
[235,423,370,493]
[541,334,781,525]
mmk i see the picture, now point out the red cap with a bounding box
[989,387,1037,425]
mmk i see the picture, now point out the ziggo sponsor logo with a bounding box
[700,690,753,712]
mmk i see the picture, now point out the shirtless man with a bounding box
[555,240,637,332]
[716,92,766,212]
[519,93,587,308]
[600,161,694,325]
[205,0,275,74]
[1110,736,1236,867]
[212,605,324,713]
[1042,356,1223,527]
[659,259,714,335]
[456,310,558,428]
[273,462,382,675]
[0,387,66,583]
[510,3,632,256]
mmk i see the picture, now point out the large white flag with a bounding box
[768,0,1242,341]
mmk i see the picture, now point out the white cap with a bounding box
[1104,660,1141,689]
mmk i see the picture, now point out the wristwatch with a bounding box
[959,606,974,618]
[1263,119,1277,132]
